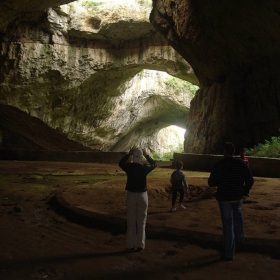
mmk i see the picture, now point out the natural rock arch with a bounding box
[0,1,196,152]
[3,0,279,154]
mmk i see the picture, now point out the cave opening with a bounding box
[153,125,185,160]
[109,68,197,157]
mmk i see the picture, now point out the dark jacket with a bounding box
[119,154,157,193]
[208,157,254,201]
[170,170,188,190]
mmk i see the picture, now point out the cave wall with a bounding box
[0,1,196,152]
[4,0,279,154]
[151,0,280,153]
[0,0,73,33]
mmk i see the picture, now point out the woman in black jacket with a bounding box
[119,147,157,252]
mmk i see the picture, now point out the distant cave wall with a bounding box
[151,0,280,154]
[103,70,190,152]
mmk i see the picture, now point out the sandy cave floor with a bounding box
[0,160,280,280]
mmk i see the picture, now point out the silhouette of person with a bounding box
[119,147,157,252]
[170,160,189,212]
[208,142,254,261]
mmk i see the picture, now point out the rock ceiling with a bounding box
[1,0,280,153]
[0,0,196,152]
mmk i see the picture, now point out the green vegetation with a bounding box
[164,77,199,98]
[247,136,280,158]
[152,142,184,161]
[152,151,173,161]
[80,0,100,9]
[138,0,151,6]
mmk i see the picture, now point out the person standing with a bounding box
[119,147,157,252]
[208,142,254,261]
[240,148,249,166]
[170,160,189,212]
[239,148,251,196]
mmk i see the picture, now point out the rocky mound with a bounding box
[0,104,92,151]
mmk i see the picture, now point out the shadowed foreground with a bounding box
[0,161,280,280]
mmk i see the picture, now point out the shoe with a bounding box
[137,247,144,252]
[178,204,186,210]
[126,248,134,253]
[171,207,176,212]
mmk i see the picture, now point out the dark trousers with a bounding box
[218,200,244,259]
[171,188,184,206]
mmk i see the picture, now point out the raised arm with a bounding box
[143,149,157,172]
[118,148,134,171]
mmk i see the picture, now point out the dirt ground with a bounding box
[0,160,280,280]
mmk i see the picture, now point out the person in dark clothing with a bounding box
[239,148,251,196]
[170,161,189,212]
[208,142,254,261]
[119,147,157,252]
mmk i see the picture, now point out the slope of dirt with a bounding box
[0,104,92,151]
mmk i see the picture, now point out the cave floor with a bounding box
[0,161,280,280]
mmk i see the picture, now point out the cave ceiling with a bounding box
[2,0,279,154]
[0,0,73,32]
[0,0,196,152]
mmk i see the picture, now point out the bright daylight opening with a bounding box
[155,125,186,160]
[79,0,152,6]
[77,0,153,12]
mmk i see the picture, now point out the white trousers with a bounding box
[126,191,148,249]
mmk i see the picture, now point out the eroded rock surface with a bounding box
[151,0,280,153]
[0,0,196,152]
[3,0,278,154]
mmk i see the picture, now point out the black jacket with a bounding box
[119,154,157,192]
[170,170,188,190]
[208,157,254,201]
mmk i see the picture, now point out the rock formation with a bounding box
[2,0,280,154]
[150,0,280,153]
[0,0,196,153]
[0,104,91,151]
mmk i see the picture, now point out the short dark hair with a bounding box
[176,161,183,170]
[224,142,235,155]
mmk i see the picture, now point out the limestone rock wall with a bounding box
[151,0,280,153]
[106,70,191,152]
[0,0,73,33]
[3,0,280,155]
[0,0,196,152]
